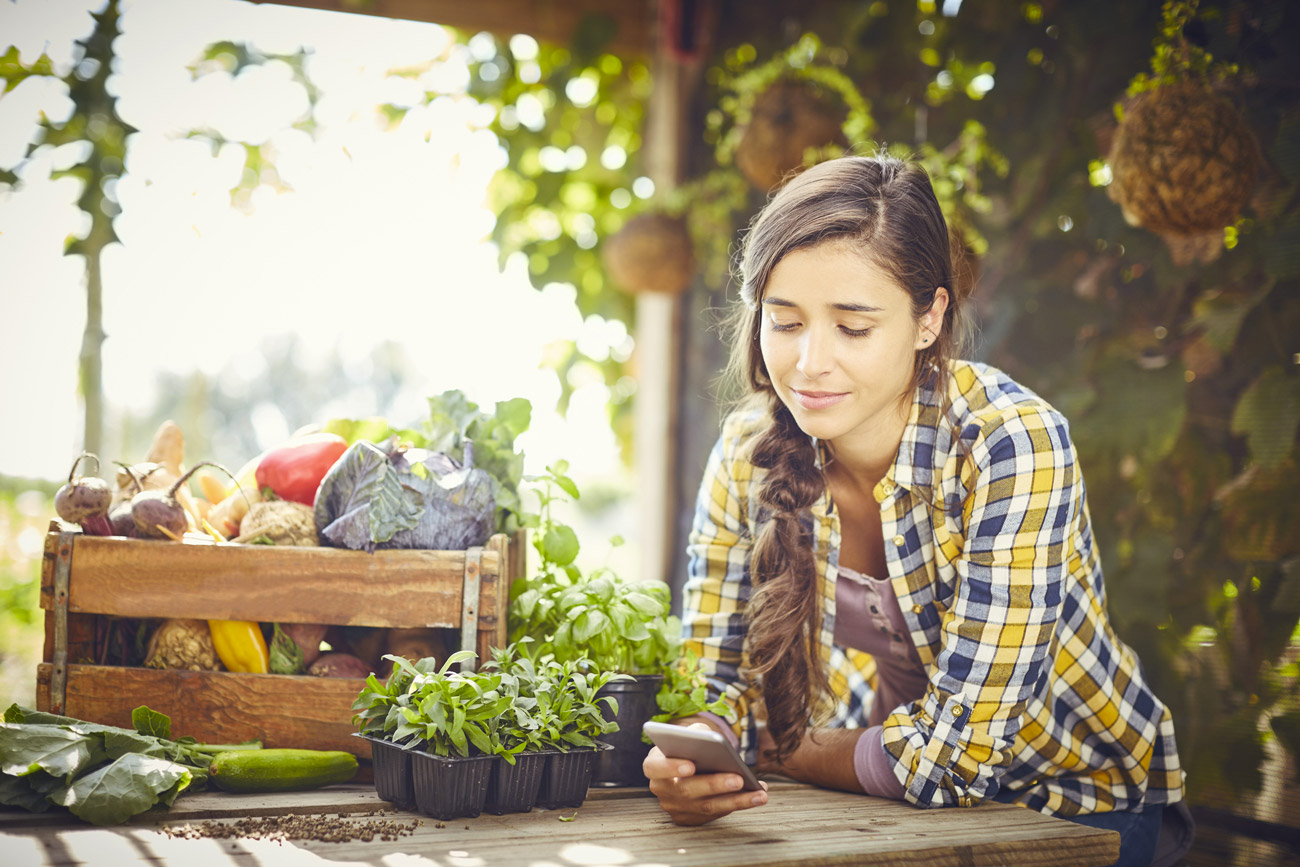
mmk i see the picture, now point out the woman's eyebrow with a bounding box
[761,297,884,312]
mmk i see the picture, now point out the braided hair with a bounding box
[721,154,971,762]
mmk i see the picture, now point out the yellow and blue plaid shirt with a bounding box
[682,360,1185,815]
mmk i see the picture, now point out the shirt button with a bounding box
[880,480,894,495]
[952,706,964,717]
[892,534,906,547]
[912,604,924,615]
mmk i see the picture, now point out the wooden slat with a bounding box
[0,782,1120,866]
[38,531,504,628]
[37,663,372,759]
[251,0,655,57]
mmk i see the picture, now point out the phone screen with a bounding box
[642,721,763,791]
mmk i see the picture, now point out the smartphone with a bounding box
[642,721,763,791]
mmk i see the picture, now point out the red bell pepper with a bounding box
[254,433,349,506]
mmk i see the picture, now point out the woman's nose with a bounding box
[796,331,833,378]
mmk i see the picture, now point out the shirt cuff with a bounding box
[854,725,907,800]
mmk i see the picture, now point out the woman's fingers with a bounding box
[645,745,769,826]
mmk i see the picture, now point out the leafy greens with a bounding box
[0,703,259,826]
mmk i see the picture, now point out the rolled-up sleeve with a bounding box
[882,406,1076,807]
[681,421,764,760]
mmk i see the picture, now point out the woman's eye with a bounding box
[840,326,873,338]
[770,320,800,333]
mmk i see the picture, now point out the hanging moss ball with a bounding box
[1107,82,1260,235]
[602,213,696,295]
[735,81,848,193]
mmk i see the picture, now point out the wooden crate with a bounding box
[36,522,525,761]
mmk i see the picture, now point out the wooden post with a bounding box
[635,2,697,585]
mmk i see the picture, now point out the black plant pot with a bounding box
[410,751,495,820]
[535,744,608,809]
[354,732,416,811]
[484,751,548,814]
[592,674,664,787]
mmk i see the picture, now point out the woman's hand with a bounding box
[642,722,770,826]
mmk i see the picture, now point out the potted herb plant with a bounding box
[484,643,629,810]
[508,463,695,786]
[352,650,511,819]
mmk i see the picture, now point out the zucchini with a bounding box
[208,748,358,793]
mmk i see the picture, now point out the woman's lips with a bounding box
[792,389,848,410]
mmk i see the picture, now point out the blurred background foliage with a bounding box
[2,0,1298,859]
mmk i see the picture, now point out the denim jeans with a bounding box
[993,788,1164,867]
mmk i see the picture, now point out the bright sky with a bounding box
[0,0,636,572]
[0,0,630,476]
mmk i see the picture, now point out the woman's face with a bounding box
[758,240,937,452]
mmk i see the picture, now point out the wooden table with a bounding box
[0,782,1119,866]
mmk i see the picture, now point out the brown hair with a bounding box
[723,155,972,763]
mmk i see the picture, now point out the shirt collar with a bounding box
[889,367,945,495]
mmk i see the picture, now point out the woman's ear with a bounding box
[916,287,950,349]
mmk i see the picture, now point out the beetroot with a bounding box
[55,453,113,536]
[307,652,371,678]
[131,460,236,540]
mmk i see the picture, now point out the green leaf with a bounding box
[551,473,580,501]
[367,460,426,544]
[542,525,580,566]
[268,623,306,675]
[0,772,52,812]
[1076,356,1187,463]
[1186,284,1273,352]
[575,610,612,643]
[1231,367,1300,470]
[0,724,103,778]
[623,591,666,618]
[49,754,192,826]
[131,707,171,741]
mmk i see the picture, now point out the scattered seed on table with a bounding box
[160,813,421,844]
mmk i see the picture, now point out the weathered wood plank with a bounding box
[36,663,371,758]
[0,783,1119,866]
[39,532,503,629]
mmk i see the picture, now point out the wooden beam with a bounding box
[250,0,654,56]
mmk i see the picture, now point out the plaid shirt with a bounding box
[682,360,1185,815]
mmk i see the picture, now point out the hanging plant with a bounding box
[1107,81,1259,237]
[711,35,873,194]
[734,79,849,192]
[601,212,696,295]
[1105,0,1260,249]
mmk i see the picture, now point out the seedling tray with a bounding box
[484,751,548,814]
[410,752,495,820]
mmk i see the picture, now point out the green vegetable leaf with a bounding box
[367,460,426,544]
[0,772,53,812]
[0,724,104,778]
[131,706,171,741]
[269,623,306,675]
[49,754,192,826]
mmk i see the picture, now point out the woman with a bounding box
[644,156,1192,866]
